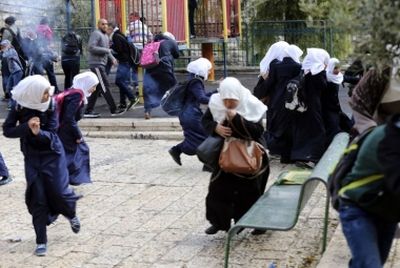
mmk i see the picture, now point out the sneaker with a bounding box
[144,112,151,120]
[0,176,12,186]
[295,161,316,169]
[111,108,126,117]
[69,216,80,234]
[34,244,47,256]
[126,97,140,111]
[117,103,127,110]
[83,111,100,118]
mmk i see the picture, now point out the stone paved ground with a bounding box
[0,135,339,268]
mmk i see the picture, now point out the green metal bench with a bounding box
[224,132,350,267]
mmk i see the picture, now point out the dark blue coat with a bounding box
[3,100,78,219]
[178,76,211,155]
[0,152,9,177]
[58,91,91,185]
[143,34,179,112]
[261,57,302,157]
[291,71,327,162]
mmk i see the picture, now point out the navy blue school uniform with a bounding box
[291,71,327,162]
[58,90,91,185]
[2,100,79,244]
[177,76,213,155]
[143,34,179,113]
[261,57,302,158]
[0,152,9,178]
[201,109,269,230]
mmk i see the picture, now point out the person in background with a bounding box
[201,77,269,235]
[143,32,179,119]
[35,17,59,93]
[58,72,98,185]
[61,31,83,89]
[2,75,81,256]
[108,22,139,111]
[168,58,214,167]
[188,0,198,38]
[1,47,10,101]
[0,152,11,185]
[84,19,125,118]
[0,40,24,110]
[126,12,153,47]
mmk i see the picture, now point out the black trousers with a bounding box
[29,178,48,244]
[85,66,117,114]
[189,6,196,35]
[61,57,80,89]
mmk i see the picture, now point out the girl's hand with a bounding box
[28,117,40,135]
[215,124,232,138]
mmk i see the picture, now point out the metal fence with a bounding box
[51,20,332,69]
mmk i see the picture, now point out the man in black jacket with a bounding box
[109,23,139,111]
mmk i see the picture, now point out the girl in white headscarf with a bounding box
[322,58,352,146]
[201,77,269,235]
[291,48,330,168]
[3,75,81,256]
[168,58,215,167]
[58,71,99,185]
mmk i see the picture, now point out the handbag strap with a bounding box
[227,116,252,140]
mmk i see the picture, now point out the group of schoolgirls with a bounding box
[1,72,99,256]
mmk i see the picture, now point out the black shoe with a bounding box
[126,97,140,111]
[69,216,81,234]
[117,103,127,110]
[205,225,220,235]
[83,111,100,118]
[251,229,266,235]
[111,108,126,117]
[34,244,47,256]
[168,147,182,166]
[0,176,12,186]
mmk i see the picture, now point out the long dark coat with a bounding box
[321,81,342,146]
[143,34,179,112]
[58,90,91,185]
[178,76,212,155]
[201,109,269,231]
[0,152,9,177]
[3,101,79,222]
[291,71,327,162]
[261,57,302,157]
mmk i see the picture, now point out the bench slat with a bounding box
[236,185,303,230]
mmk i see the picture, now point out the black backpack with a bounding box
[328,127,375,210]
[62,32,80,55]
[284,70,307,113]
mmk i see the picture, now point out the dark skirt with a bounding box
[65,142,91,185]
[0,152,9,177]
[178,105,207,155]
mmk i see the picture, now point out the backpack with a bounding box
[328,127,375,211]
[54,89,84,126]
[284,71,307,113]
[62,32,80,55]
[161,78,202,116]
[128,42,140,65]
[139,40,164,69]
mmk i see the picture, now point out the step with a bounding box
[78,118,183,132]
[83,130,183,140]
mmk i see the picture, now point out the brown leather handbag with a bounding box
[218,117,265,175]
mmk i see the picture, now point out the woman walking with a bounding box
[3,75,81,256]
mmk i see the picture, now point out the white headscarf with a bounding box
[186,57,212,81]
[72,72,99,104]
[259,41,289,74]
[11,75,54,112]
[284,45,303,63]
[326,58,344,84]
[302,48,330,75]
[163,31,175,41]
[208,77,267,123]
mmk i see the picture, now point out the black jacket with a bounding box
[111,29,131,64]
